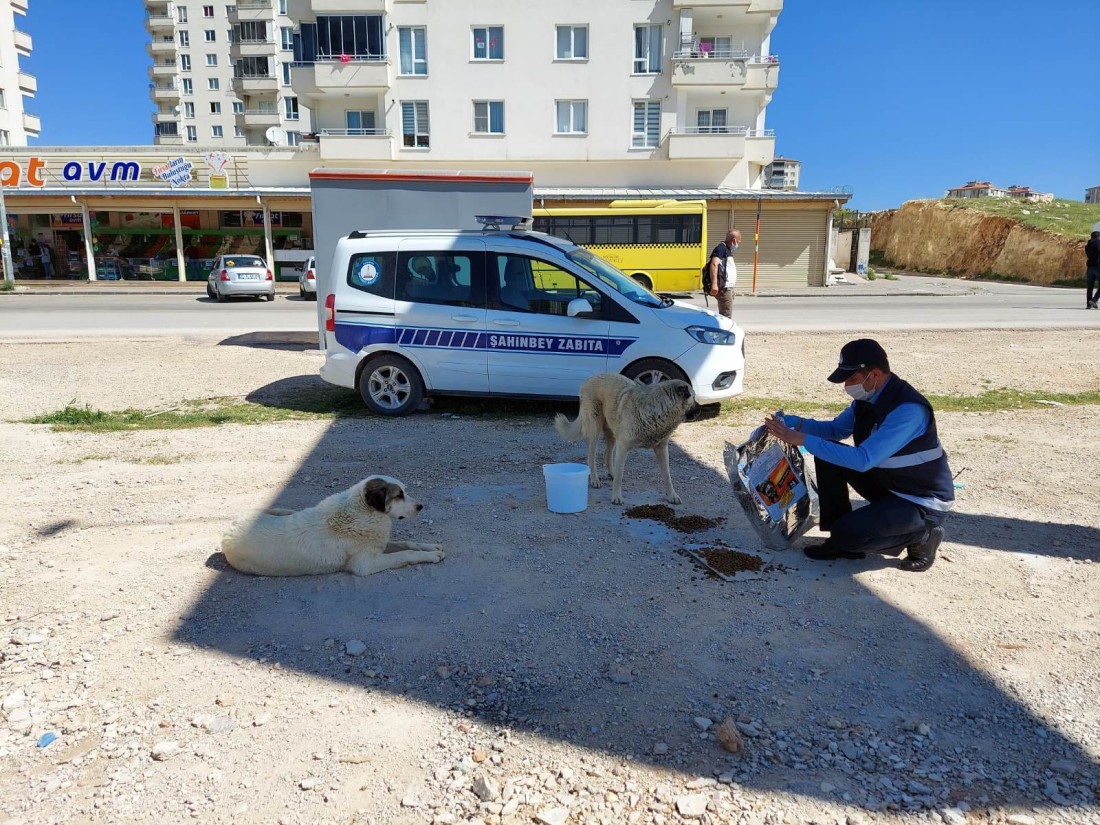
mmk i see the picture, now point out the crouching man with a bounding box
[763,338,953,572]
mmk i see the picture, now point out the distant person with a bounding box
[706,228,740,318]
[763,338,954,573]
[39,242,55,279]
[1086,230,1100,309]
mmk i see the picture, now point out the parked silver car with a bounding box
[298,255,317,300]
[207,255,275,302]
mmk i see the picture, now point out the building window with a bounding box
[183,101,195,118]
[236,21,267,42]
[186,125,198,142]
[282,62,292,85]
[206,54,217,66]
[280,26,294,50]
[398,26,427,75]
[284,97,299,120]
[633,24,662,74]
[401,101,429,148]
[180,53,192,71]
[278,0,287,14]
[204,29,216,42]
[473,100,504,135]
[232,101,244,114]
[203,5,214,17]
[235,56,271,78]
[179,30,190,47]
[177,6,188,23]
[0,130,9,146]
[234,125,244,138]
[696,108,727,133]
[555,25,587,60]
[697,36,733,58]
[314,15,384,59]
[208,78,220,90]
[345,110,375,135]
[225,5,234,14]
[286,131,300,146]
[210,102,222,114]
[182,78,193,94]
[212,125,223,138]
[555,100,587,134]
[0,90,5,109]
[472,26,503,60]
[631,100,661,148]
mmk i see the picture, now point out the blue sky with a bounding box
[19,0,1100,211]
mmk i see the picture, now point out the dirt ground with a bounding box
[1,330,1098,825]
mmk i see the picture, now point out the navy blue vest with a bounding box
[852,376,954,505]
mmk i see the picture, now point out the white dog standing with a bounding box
[221,475,445,577]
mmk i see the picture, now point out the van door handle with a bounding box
[451,314,479,322]
[491,319,521,328]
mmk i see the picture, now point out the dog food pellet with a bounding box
[624,504,723,533]
[697,549,764,575]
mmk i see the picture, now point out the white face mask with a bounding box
[844,374,877,401]
[730,242,740,251]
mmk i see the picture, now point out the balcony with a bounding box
[12,0,28,13]
[152,110,179,124]
[151,82,180,101]
[149,61,178,77]
[672,0,782,10]
[145,12,174,32]
[316,130,394,161]
[147,38,178,56]
[232,74,279,93]
[13,29,33,56]
[230,38,276,58]
[290,59,390,102]
[18,72,37,96]
[671,51,779,90]
[228,0,272,22]
[23,112,41,136]
[667,126,773,161]
[236,109,282,127]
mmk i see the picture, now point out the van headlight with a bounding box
[685,325,736,345]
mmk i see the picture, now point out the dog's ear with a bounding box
[674,382,693,401]
[363,478,389,513]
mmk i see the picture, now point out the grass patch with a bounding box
[1051,277,1086,288]
[135,454,185,465]
[865,267,877,281]
[972,269,1030,284]
[0,280,13,293]
[940,197,1100,239]
[883,271,898,281]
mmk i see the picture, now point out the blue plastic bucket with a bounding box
[542,463,589,513]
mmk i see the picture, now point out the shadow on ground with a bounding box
[218,331,319,352]
[175,414,1099,816]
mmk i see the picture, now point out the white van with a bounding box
[319,223,745,416]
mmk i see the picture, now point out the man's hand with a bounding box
[764,414,805,446]
[709,287,718,297]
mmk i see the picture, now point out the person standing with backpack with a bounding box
[706,228,740,318]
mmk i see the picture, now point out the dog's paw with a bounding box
[667,493,683,505]
[589,476,602,489]
[427,547,446,563]
[611,494,625,505]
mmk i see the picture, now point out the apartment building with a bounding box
[285,0,781,191]
[0,0,38,146]
[764,155,799,190]
[145,0,311,147]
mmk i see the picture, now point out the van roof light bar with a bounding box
[475,215,532,231]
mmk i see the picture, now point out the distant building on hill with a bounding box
[1086,185,1100,205]
[945,180,1051,203]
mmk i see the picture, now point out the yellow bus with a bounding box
[532,199,707,293]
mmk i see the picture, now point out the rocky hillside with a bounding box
[870,200,1087,284]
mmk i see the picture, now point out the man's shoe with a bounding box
[803,542,866,561]
[899,526,944,572]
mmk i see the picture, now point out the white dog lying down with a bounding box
[555,372,698,505]
[221,475,445,577]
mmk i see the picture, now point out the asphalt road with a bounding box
[1,280,1097,340]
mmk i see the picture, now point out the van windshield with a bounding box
[567,248,666,308]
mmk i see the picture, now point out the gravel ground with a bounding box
[1,330,1098,825]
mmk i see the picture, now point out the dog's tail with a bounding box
[554,412,583,441]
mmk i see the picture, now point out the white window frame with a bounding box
[633,24,662,74]
[179,30,190,47]
[345,110,376,135]
[210,101,222,114]
[211,125,224,138]
[232,101,244,114]
[400,100,430,148]
[280,26,294,50]
[631,99,661,148]
[696,36,733,58]
[398,26,427,76]
[555,25,588,60]
[185,125,198,142]
[278,0,287,15]
[284,97,299,121]
[0,90,5,109]
[208,78,220,91]
[180,53,192,71]
[204,29,216,42]
[554,100,587,135]
[234,125,244,138]
[471,26,503,61]
[205,53,217,66]
[177,6,188,23]
[203,5,214,17]
[183,101,195,118]
[472,100,505,135]
[696,108,727,134]
[0,129,9,146]
[181,78,193,94]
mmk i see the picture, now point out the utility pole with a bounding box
[0,185,14,285]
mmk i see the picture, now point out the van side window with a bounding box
[347,252,397,298]
[491,253,601,316]
[396,252,485,308]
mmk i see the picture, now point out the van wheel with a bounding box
[359,354,425,417]
[623,358,688,387]
[630,273,653,290]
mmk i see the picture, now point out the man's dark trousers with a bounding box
[815,456,946,555]
[1087,265,1100,306]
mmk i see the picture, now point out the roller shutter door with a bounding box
[706,207,731,257]
[730,207,828,290]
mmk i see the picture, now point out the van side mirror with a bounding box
[567,297,595,318]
